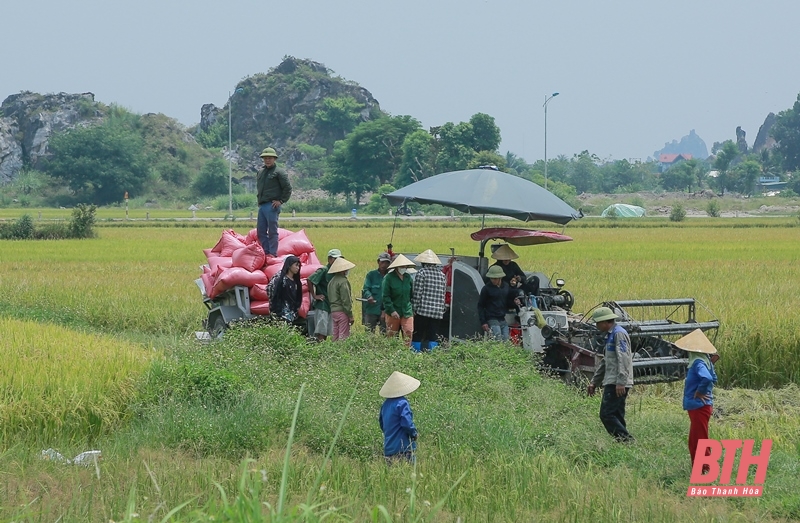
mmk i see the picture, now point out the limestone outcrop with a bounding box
[0,91,101,182]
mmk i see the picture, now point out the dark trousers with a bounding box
[412,314,440,350]
[600,385,633,441]
[257,203,280,256]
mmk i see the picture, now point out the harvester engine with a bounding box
[537,298,719,385]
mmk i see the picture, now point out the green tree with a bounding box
[46,117,149,205]
[730,158,762,195]
[467,151,507,170]
[315,96,364,141]
[292,143,327,189]
[192,157,229,197]
[395,130,435,187]
[434,121,477,172]
[771,93,800,172]
[322,116,421,202]
[567,151,600,193]
[661,159,703,192]
[364,184,397,214]
[468,113,501,152]
[712,140,740,194]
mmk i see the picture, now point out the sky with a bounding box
[4,0,800,162]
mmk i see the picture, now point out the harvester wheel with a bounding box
[557,289,574,310]
[211,316,226,338]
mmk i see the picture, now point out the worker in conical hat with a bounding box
[383,254,416,344]
[379,371,420,464]
[676,329,720,473]
[490,244,537,296]
[327,257,356,341]
[411,249,446,352]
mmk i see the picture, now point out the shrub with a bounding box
[706,199,721,217]
[0,214,35,239]
[69,203,97,238]
[669,203,686,222]
[213,193,257,212]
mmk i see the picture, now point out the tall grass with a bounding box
[0,317,152,444]
[0,223,798,386]
[3,325,799,521]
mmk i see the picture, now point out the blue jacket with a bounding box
[379,397,418,456]
[683,359,717,411]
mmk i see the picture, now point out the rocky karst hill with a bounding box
[198,56,384,170]
[0,91,102,183]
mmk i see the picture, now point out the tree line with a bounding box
[5,92,800,208]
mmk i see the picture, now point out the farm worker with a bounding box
[308,249,342,341]
[477,265,522,341]
[267,255,304,329]
[327,257,356,341]
[411,249,446,352]
[362,252,392,333]
[675,329,719,473]
[382,254,416,345]
[491,244,539,296]
[256,147,292,258]
[587,307,635,443]
[379,371,420,464]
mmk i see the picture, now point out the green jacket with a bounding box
[256,164,292,206]
[382,271,413,318]
[328,274,353,318]
[361,269,387,316]
[308,265,332,312]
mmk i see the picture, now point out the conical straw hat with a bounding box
[491,244,519,260]
[674,329,717,354]
[387,253,416,270]
[328,256,355,274]
[379,371,421,398]
[414,249,440,265]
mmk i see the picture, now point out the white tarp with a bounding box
[601,203,646,218]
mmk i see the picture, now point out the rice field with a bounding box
[0,219,797,386]
[1,219,799,521]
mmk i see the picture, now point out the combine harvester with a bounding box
[385,168,719,385]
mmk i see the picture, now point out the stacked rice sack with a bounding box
[199,228,324,318]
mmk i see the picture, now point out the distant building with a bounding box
[755,176,786,193]
[658,153,692,173]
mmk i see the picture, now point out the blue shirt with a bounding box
[379,397,418,456]
[683,359,717,411]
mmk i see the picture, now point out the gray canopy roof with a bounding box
[385,169,581,225]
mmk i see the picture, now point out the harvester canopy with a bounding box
[385,168,582,225]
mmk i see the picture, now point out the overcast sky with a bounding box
[4,0,799,161]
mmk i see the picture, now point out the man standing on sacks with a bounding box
[256,147,292,257]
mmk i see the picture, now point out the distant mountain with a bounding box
[653,129,709,161]
[198,56,385,171]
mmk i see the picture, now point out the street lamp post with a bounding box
[543,92,559,191]
[228,87,244,219]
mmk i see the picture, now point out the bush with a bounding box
[669,203,687,222]
[0,214,35,239]
[213,193,257,211]
[69,203,97,238]
[285,197,350,214]
[706,199,721,217]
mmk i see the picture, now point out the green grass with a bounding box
[1,222,800,521]
[2,325,798,521]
